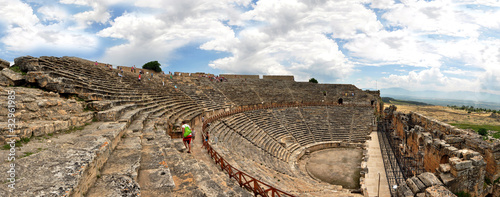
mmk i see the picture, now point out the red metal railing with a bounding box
[202,140,295,197]
[201,102,374,196]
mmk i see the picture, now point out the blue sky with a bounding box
[1,0,500,98]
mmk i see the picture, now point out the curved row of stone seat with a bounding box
[273,107,317,146]
[203,104,374,196]
[221,113,290,162]
[199,78,235,108]
[242,110,303,154]
[299,106,331,142]
[209,78,376,107]
[36,56,183,99]
[172,78,222,111]
[37,57,140,93]
[198,78,235,108]
[205,105,374,181]
[208,121,345,196]
[208,119,293,176]
[19,56,204,126]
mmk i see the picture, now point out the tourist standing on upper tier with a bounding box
[138,74,141,81]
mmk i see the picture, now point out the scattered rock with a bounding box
[1,68,25,85]
[418,172,443,187]
[0,58,9,69]
[425,185,457,197]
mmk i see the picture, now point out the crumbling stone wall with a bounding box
[262,75,294,81]
[219,74,259,79]
[116,66,161,74]
[0,86,93,144]
[174,72,190,76]
[190,72,214,77]
[384,106,487,196]
[408,112,500,182]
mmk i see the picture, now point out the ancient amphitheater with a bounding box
[0,56,499,197]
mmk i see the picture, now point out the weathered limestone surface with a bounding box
[1,68,24,86]
[425,185,457,197]
[0,87,92,144]
[399,173,455,197]
[0,58,9,69]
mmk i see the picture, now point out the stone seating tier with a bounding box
[206,78,375,107]
[206,106,374,182]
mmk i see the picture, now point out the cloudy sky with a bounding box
[1,0,499,96]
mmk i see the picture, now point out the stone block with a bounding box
[461,149,480,160]
[0,73,14,86]
[438,172,455,185]
[138,168,175,191]
[407,176,426,193]
[425,185,457,197]
[0,136,111,196]
[100,149,141,179]
[439,164,450,173]
[470,155,486,166]
[450,168,469,177]
[0,58,9,69]
[14,56,40,71]
[418,172,443,187]
[85,174,140,197]
[451,160,472,171]
[491,144,500,152]
[1,68,24,85]
[397,183,414,197]
[444,146,458,156]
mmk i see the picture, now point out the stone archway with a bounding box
[338,98,343,104]
[440,155,450,164]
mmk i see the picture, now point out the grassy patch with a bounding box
[495,177,500,184]
[455,191,471,197]
[9,65,27,75]
[83,106,94,112]
[450,123,500,133]
[485,177,492,185]
[1,137,31,150]
[2,144,11,150]
[22,152,34,158]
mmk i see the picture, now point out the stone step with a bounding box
[163,147,206,196]
[0,122,128,197]
[97,104,136,121]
